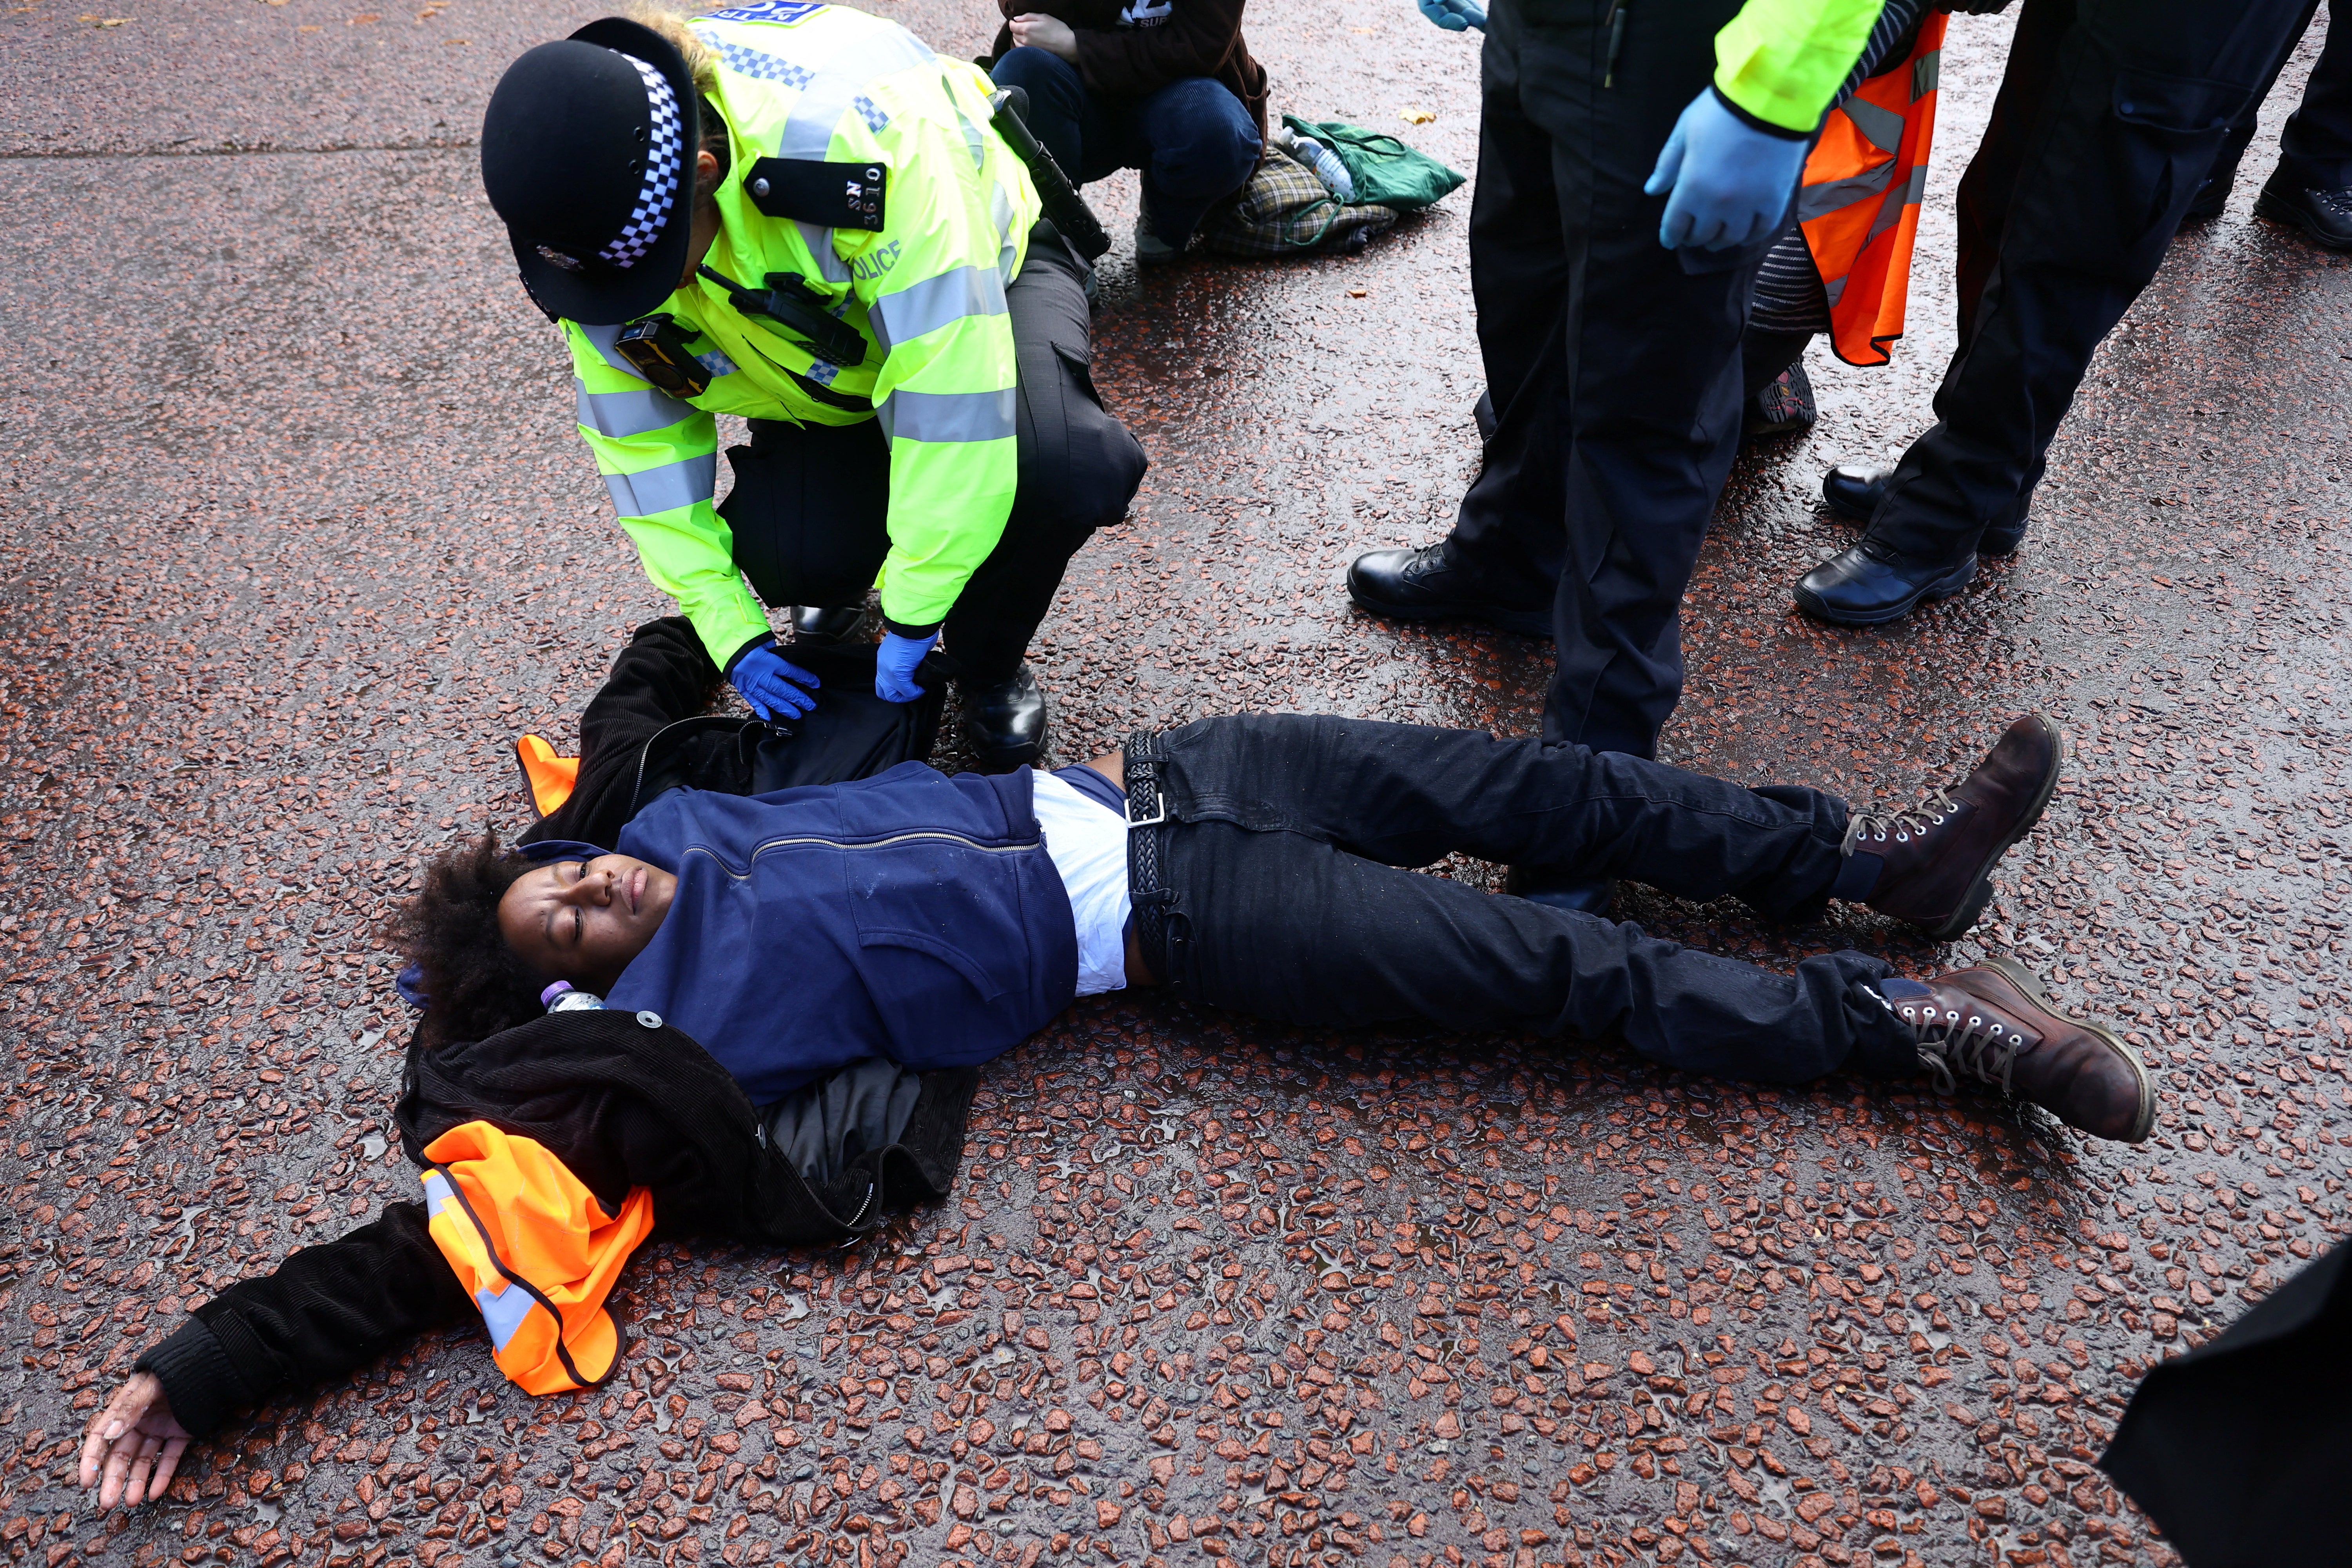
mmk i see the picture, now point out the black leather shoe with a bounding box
[1794,542,1977,626]
[791,605,868,645]
[960,664,1047,773]
[1744,360,1816,437]
[1819,463,2026,556]
[2254,176,2352,250]
[1503,865,1616,916]
[1347,543,1552,639]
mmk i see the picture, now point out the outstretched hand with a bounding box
[79,1372,192,1509]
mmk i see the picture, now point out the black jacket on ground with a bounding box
[136,620,973,1439]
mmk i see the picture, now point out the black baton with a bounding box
[988,86,1112,262]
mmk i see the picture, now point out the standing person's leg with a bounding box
[944,230,1148,768]
[1345,1,1571,638]
[1796,0,2313,625]
[1527,0,1762,759]
[1131,78,1261,247]
[2259,0,2352,245]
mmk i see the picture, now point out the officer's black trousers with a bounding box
[2211,0,2352,195]
[1442,0,1770,760]
[719,230,1147,687]
[1865,0,2314,564]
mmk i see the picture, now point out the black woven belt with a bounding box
[1123,731,1173,967]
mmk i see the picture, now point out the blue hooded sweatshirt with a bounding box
[600,762,1079,1105]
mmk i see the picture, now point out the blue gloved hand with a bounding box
[1643,87,1809,252]
[1416,0,1486,31]
[730,642,821,721]
[873,630,938,704]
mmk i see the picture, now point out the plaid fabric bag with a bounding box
[1199,144,1400,258]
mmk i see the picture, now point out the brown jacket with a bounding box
[989,0,1268,139]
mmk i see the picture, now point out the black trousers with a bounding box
[718,231,1148,685]
[1442,0,1775,759]
[2212,0,2352,192]
[1136,715,1916,1085]
[1865,0,2314,563]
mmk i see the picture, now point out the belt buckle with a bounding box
[1125,799,1166,829]
[1125,754,1165,829]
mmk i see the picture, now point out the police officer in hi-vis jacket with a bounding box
[479,4,1147,769]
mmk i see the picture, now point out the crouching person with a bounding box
[81,639,2153,1506]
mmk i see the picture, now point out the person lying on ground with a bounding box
[77,620,2155,1508]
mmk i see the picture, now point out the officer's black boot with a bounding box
[1346,541,1553,639]
[960,664,1048,773]
[1821,464,2027,556]
[1794,540,1979,626]
[791,605,869,645]
[2254,176,2352,249]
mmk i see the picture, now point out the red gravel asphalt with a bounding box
[1,3,2348,1566]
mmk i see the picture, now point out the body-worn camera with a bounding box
[612,316,715,399]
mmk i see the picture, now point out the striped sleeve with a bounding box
[563,321,773,670]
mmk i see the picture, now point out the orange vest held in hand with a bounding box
[1799,13,1947,368]
[421,1120,655,1394]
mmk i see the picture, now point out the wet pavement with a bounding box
[2,1,2349,1565]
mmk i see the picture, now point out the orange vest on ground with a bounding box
[1798,12,1947,367]
[514,735,580,818]
[421,1120,655,1394]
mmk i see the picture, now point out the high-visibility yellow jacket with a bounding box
[1714,0,1890,138]
[563,2,1042,671]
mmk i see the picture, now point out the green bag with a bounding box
[1281,115,1466,211]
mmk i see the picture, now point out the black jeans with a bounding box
[718,230,1148,684]
[1132,715,1916,1085]
[1865,0,2313,563]
[1442,0,1777,759]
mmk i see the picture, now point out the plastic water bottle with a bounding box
[543,981,605,1013]
[1278,127,1356,203]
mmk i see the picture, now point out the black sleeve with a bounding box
[524,617,720,847]
[134,1203,474,1439]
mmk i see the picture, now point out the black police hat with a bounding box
[481,17,703,326]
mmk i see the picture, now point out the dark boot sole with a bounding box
[1793,557,1978,626]
[1914,716,2066,942]
[1345,583,1554,640]
[1978,955,2156,1142]
[2255,189,2352,251]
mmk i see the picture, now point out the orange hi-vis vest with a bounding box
[1798,12,1947,367]
[421,1121,655,1394]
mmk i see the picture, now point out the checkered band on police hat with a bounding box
[596,53,684,270]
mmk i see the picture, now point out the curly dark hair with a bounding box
[385,833,546,1049]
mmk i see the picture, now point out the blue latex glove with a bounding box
[1416,0,1486,30]
[873,630,938,703]
[730,642,820,721]
[1643,88,1809,252]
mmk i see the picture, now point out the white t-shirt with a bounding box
[1031,768,1133,996]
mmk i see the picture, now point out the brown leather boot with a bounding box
[1850,712,2064,939]
[1874,960,2155,1142]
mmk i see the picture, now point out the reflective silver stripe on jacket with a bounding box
[577,320,652,381]
[774,25,935,158]
[574,379,697,439]
[603,452,719,516]
[869,265,1007,354]
[876,387,1015,444]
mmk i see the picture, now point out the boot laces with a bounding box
[1894,993,2030,1096]
[1842,791,1960,855]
